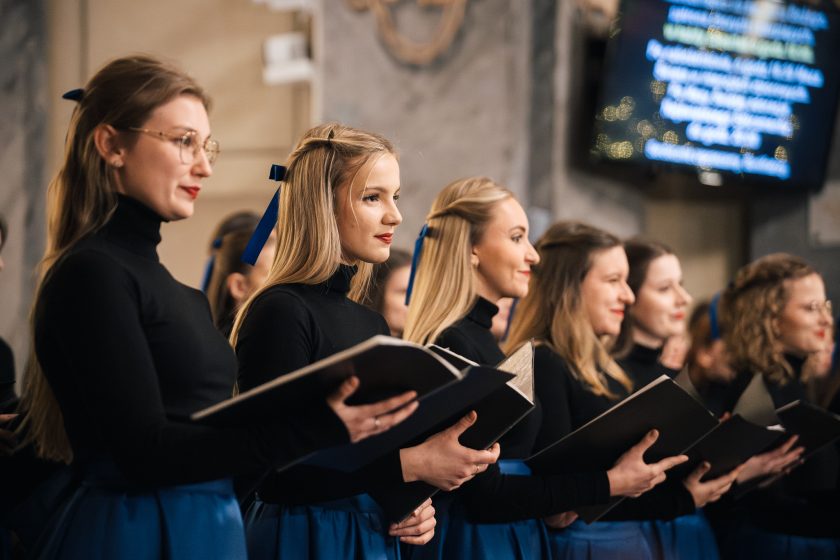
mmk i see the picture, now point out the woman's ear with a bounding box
[470,249,480,268]
[93,124,126,168]
[226,272,249,305]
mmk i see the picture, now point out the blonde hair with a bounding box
[20,55,210,463]
[402,177,512,345]
[505,221,633,398]
[230,123,396,347]
[721,253,817,385]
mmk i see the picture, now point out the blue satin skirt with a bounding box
[641,510,720,560]
[723,521,840,560]
[245,493,400,560]
[548,519,655,560]
[31,461,246,560]
[440,460,551,560]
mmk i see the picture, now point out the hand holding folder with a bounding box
[326,376,417,443]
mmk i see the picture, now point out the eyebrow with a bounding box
[363,185,400,195]
[508,225,527,234]
[171,125,212,138]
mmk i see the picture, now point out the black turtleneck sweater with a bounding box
[719,355,840,538]
[433,298,611,523]
[617,343,681,388]
[533,345,696,521]
[236,265,406,504]
[33,195,348,486]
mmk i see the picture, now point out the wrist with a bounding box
[607,467,623,497]
[400,447,420,483]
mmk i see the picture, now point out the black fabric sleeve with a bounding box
[604,477,696,521]
[37,251,348,486]
[435,329,483,363]
[532,347,576,452]
[236,289,318,392]
[457,463,610,523]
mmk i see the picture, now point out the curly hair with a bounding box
[721,253,816,384]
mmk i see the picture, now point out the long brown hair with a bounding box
[613,238,675,357]
[721,253,817,385]
[403,177,513,345]
[505,221,633,398]
[207,227,260,334]
[20,55,210,463]
[230,123,396,347]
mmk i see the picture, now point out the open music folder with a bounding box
[366,341,538,522]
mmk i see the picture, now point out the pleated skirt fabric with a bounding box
[244,493,400,560]
[437,460,551,560]
[641,510,720,560]
[723,521,840,560]
[548,519,655,560]
[32,461,245,560]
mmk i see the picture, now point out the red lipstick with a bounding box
[181,186,200,200]
[376,233,393,245]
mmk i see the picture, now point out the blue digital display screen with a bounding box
[592,0,840,189]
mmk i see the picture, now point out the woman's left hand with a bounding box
[388,498,436,545]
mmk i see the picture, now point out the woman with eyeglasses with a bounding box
[716,253,840,559]
[19,56,414,559]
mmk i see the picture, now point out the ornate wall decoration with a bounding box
[346,0,468,66]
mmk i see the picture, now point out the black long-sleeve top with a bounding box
[719,356,840,537]
[0,338,15,413]
[617,343,681,387]
[235,265,405,504]
[533,346,696,521]
[32,195,347,487]
[433,298,611,523]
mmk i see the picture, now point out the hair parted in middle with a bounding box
[505,221,633,398]
[229,123,396,346]
[613,237,675,357]
[721,252,817,385]
[402,176,513,346]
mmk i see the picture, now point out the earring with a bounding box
[111,160,123,168]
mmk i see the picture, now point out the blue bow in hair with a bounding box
[708,292,722,341]
[62,88,84,102]
[199,237,224,293]
[241,164,287,265]
[404,224,429,306]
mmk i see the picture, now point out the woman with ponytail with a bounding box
[505,221,696,560]
[231,125,499,560]
[403,181,686,559]
[20,56,409,559]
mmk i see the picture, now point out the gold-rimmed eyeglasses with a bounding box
[801,300,833,315]
[127,127,220,165]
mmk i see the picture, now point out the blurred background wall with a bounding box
[1,0,839,389]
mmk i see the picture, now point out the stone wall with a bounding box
[0,0,48,386]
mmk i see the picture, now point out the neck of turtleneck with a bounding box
[466,297,500,330]
[100,194,163,262]
[783,353,807,379]
[324,264,358,295]
[628,343,663,365]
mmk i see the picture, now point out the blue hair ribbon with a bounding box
[404,224,429,306]
[241,164,287,265]
[199,237,223,293]
[62,88,84,102]
[708,291,722,341]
